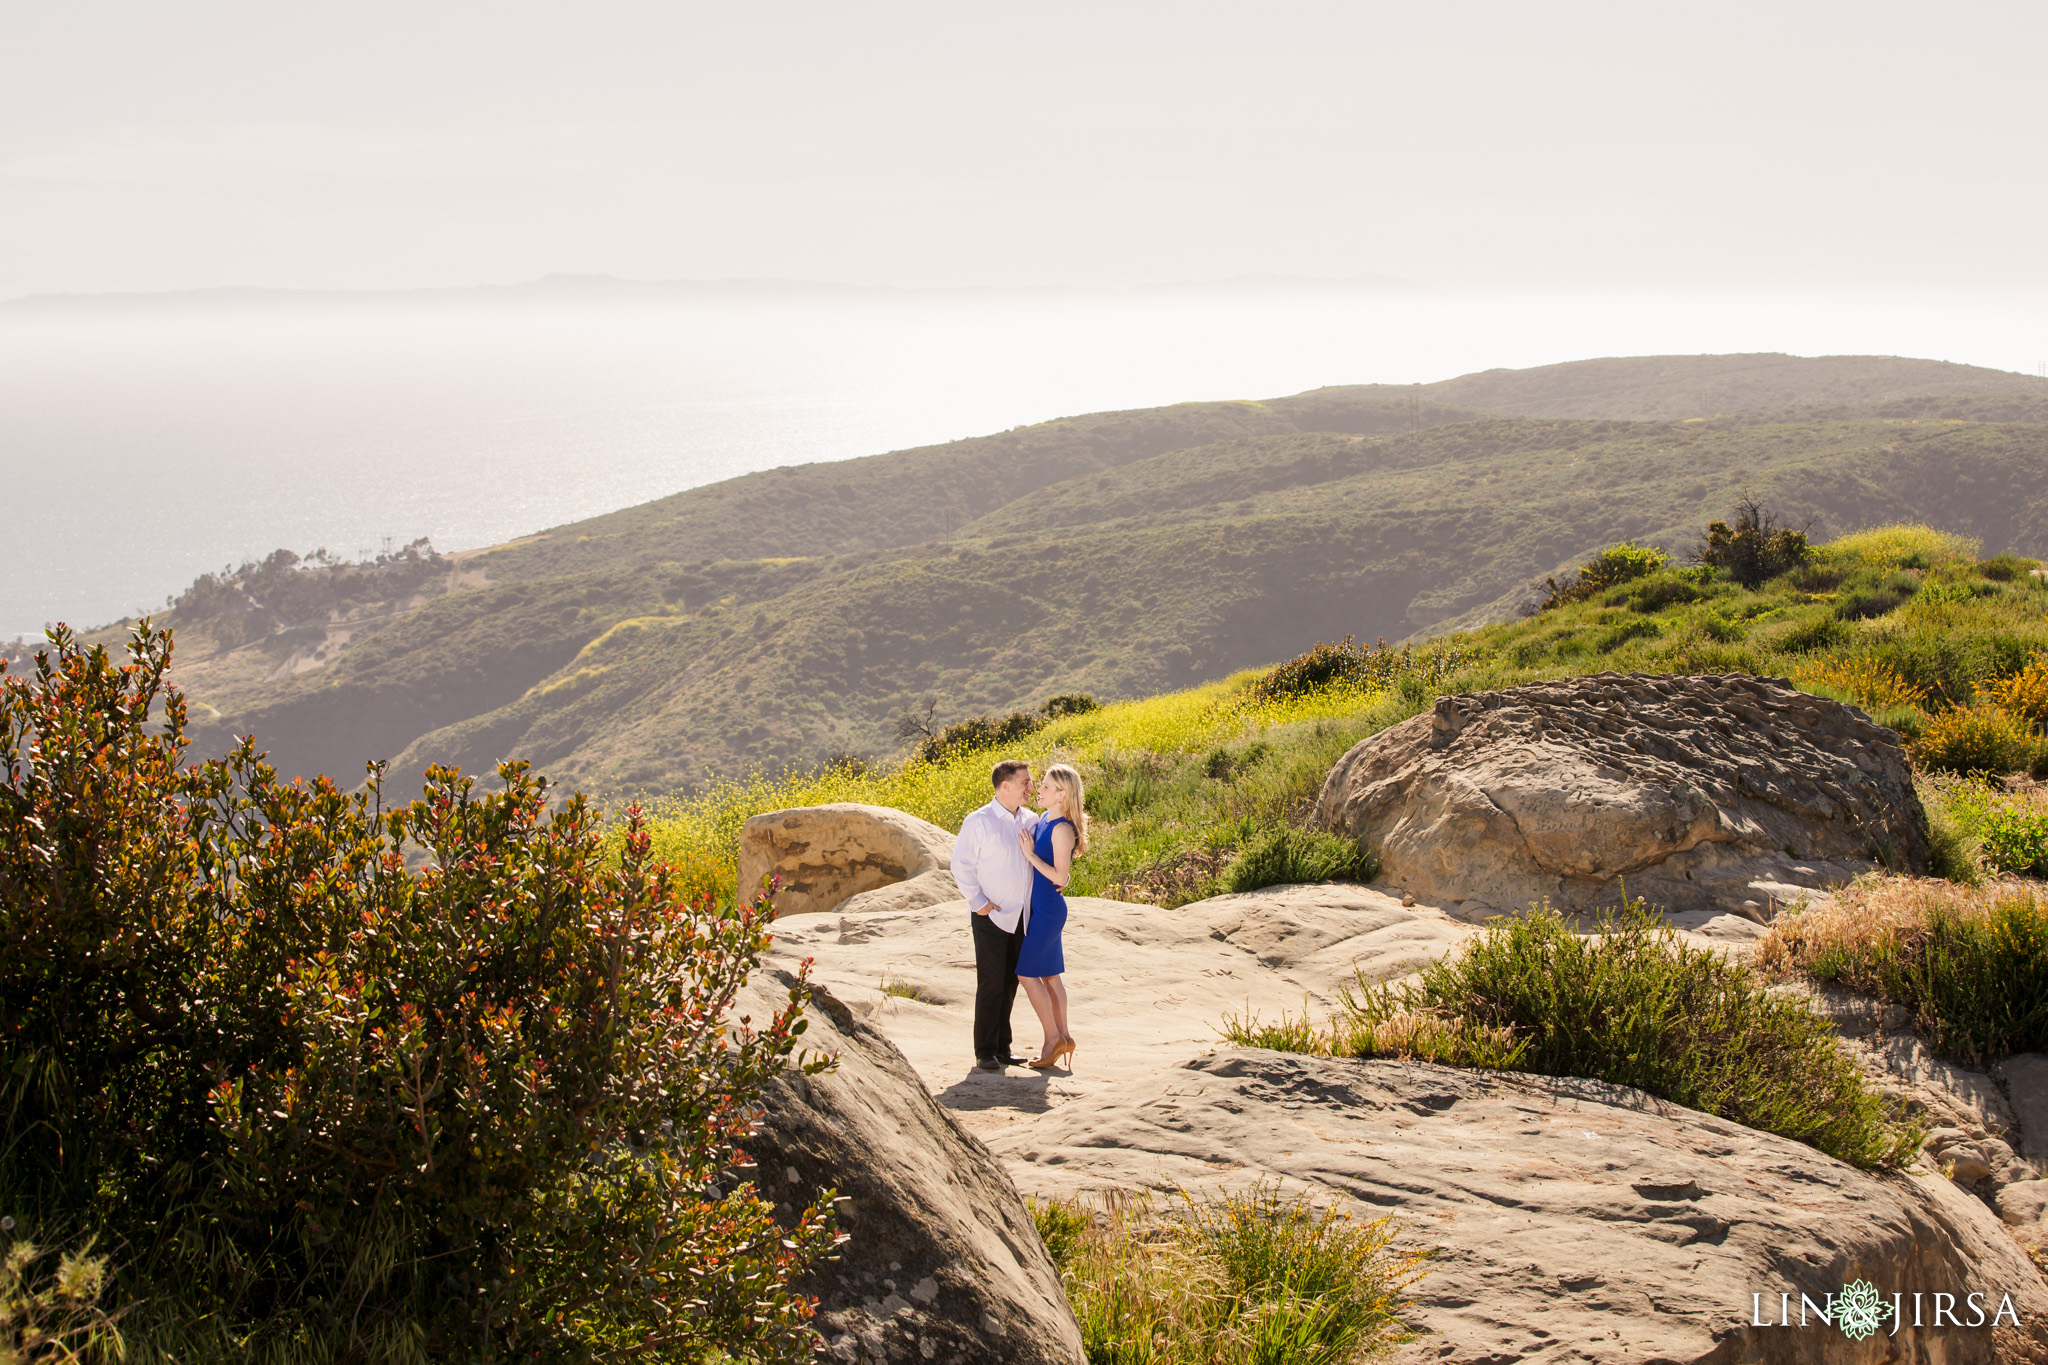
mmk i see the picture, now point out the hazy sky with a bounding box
[6,2,2046,298]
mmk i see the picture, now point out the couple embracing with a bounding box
[953,758,1088,1073]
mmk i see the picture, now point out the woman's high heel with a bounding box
[1029,1037,1078,1070]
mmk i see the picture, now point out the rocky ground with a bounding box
[766,878,2048,1363]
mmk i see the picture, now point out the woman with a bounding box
[1016,762,1087,1069]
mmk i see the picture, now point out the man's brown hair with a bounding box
[990,758,1031,789]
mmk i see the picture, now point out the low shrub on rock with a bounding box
[1229,901,1919,1169]
[0,626,838,1362]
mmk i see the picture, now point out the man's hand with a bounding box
[971,902,992,916]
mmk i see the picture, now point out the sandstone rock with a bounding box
[739,803,955,917]
[990,1049,2048,1364]
[1996,1180,2048,1231]
[1996,1181,2048,1261]
[1315,672,1927,920]
[1996,1053,2048,1169]
[835,867,960,916]
[1795,981,2019,1147]
[739,971,1083,1364]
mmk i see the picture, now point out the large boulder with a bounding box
[991,1050,2048,1364]
[1315,672,1927,921]
[741,971,1084,1364]
[739,803,957,917]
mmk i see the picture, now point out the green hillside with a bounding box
[633,521,2048,911]
[114,353,2048,794]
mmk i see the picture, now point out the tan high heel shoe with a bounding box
[1036,1036,1076,1070]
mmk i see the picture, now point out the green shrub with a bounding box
[1340,901,1918,1168]
[917,707,1047,762]
[1245,636,1480,703]
[1043,692,1101,719]
[1913,703,2040,776]
[1928,776,2048,877]
[1980,808,2048,876]
[1624,575,1705,613]
[1222,828,1377,894]
[1762,878,2048,1064]
[1700,499,1811,588]
[1033,1185,1420,1365]
[1977,553,2040,583]
[0,627,837,1362]
[1540,542,1669,610]
[1835,573,1919,620]
[1203,740,1271,781]
[1924,793,1987,885]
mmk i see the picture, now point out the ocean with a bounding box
[3,288,2043,639]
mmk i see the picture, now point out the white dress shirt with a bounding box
[953,798,1041,934]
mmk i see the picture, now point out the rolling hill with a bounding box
[62,352,2048,795]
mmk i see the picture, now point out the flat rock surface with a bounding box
[988,1050,2048,1364]
[768,883,1474,1140]
[1316,672,1928,920]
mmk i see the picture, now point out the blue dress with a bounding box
[1016,816,1071,977]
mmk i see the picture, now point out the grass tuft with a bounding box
[1031,1184,1423,1365]
[878,974,935,1002]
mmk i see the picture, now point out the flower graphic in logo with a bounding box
[1835,1280,1893,1341]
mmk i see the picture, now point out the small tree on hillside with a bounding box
[0,624,839,1362]
[1698,497,1812,588]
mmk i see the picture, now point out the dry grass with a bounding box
[1752,874,1962,980]
[1757,874,2048,1063]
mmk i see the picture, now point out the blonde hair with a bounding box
[1039,763,1089,855]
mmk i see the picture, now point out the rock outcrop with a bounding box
[991,1049,2048,1364]
[1316,672,1927,920]
[1799,983,2048,1270]
[740,971,1084,1364]
[739,803,957,917]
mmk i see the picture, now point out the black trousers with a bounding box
[970,911,1023,1060]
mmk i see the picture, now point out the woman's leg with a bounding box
[1047,974,1071,1044]
[1018,976,1059,1055]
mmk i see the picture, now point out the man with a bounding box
[953,758,1040,1072]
